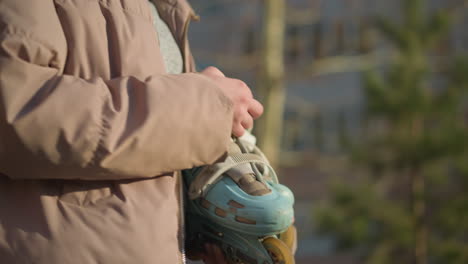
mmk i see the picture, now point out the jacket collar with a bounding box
[151,0,195,13]
[150,0,198,40]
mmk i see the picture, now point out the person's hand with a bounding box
[200,67,263,137]
[201,243,229,264]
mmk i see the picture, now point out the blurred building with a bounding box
[187,0,468,263]
[189,0,467,155]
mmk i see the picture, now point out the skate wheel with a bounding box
[262,237,295,264]
[278,225,297,253]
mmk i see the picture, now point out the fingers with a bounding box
[202,244,228,264]
[199,67,264,138]
[248,99,264,119]
[240,114,254,132]
[232,123,246,138]
[233,106,255,137]
[232,99,262,138]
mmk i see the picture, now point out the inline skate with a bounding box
[183,134,296,264]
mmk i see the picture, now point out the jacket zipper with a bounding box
[179,12,197,264]
[179,170,186,264]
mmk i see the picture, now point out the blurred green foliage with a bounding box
[316,0,468,263]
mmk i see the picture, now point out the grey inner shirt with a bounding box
[148,1,184,74]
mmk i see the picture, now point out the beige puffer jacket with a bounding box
[0,0,233,263]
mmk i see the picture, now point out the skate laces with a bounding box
[188,136,278,200]
[226,141,271,196]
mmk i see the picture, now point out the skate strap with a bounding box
[187,152,278,200]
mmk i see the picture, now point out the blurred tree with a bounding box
[316,0,468,264]
[255,0,286,169]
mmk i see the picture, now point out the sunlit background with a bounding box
[187,0,468,263]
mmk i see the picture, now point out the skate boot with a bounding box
[183,134,296,264]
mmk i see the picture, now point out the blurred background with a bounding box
[187,0,468,263]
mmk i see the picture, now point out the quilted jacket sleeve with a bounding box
[0,1,233,180]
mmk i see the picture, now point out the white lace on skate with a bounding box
[225,142,271,196]
[188,133,278,200]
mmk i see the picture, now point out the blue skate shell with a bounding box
[192,173,295,236]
